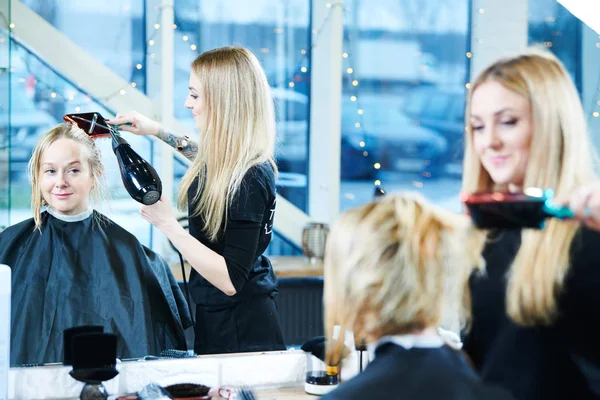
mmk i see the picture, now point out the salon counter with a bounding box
[8,350,318,399]
[170,256,324,281]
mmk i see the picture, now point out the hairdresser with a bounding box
[108,46,286,355]
[460,47,600,400]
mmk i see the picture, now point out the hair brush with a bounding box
[461,188,574,229]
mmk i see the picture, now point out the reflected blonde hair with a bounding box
[324,193,483,367]
[28,123,105,230]
[462,48,598,325]
[177,46,278,241]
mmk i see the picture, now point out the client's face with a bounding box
[40,138,94,215]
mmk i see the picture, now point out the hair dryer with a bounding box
[63,112,162,205]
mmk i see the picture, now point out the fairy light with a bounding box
[301,66,307,73]
[131,82,137,87]
[119,89,126,95]
[346,67,353,74]
[154,23,160,30]
[593,112,600,118]
[136,63,142,70]
[148,39,155,46]
[50,92,56,98]
[350,96,357,101]
[190,44,197,51]
[466,52,472,58]
[75,106,81,112]
[182,35,189,41]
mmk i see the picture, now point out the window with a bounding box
[339,0,470,213]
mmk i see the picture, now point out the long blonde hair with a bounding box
[324,193,483,368]
[177,46,278,241]
[28,123,105,230]
[462,48,598,325]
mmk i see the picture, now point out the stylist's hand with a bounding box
[107,111,161,136]
[556,182,600,231]
[140,195,180,233]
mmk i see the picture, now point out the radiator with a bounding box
[275,277,324,347]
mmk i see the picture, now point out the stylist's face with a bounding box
[184,72,204,132]
[471,81,533,189]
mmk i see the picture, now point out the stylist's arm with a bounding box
[140,195,236,295]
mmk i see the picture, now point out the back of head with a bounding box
[178,46,277,241]
[463,47,596,195]
[28,122,105,230]
[324,193,482,367]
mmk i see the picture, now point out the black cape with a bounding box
[321,344,515,400]
[0,210,193,366]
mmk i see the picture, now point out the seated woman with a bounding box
[0,123,193,366]
[320,193,514,400]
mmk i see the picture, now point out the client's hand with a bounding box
[556,182,600,231]
[107,111,160,136]
[140,195,180,233]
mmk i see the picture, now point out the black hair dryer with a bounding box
[64,112,162,205]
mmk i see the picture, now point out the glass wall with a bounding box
[339,0,471,213]
[529,0,600,155]
[0,0,9,229]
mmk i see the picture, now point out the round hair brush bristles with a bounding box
[164,383,211,398]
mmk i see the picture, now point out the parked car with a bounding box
[402,86,467,174]
[343,96,448,177]
[273,88,375,180]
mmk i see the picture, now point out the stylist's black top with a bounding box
[463,228,600,399]
[187,162,285,354]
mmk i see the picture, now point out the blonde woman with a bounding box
[320,193,514,400]
[0,123,192,366]
[462,48,600,399]
[109,46,285,354]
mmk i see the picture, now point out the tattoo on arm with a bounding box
[157,125,199,161]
